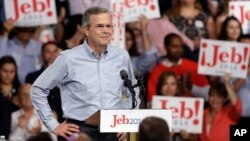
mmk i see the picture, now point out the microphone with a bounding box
[134,70,144,85]
[120,70,132,88]
[120,70,128,80]
[134,70,146,103]
[134,70,144,87]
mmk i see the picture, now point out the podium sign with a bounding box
[100,109,172,132]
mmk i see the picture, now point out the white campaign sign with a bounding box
[152,96,204,133]
[110,0,125,49]
[198,39,250,78]
[229,1,250,34]
[4,0,57,27]
[113,0,160,23]
[100,109,172,132]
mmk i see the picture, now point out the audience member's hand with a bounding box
[18,115,30,128]
[35,25,48,32]
[3,18,15,33]
[52,121,80,139]
[28,120,42,134]
[180,129,190,139]
[57,7,66,23]
[138,14,149,31]
[117,132,127,141]
[170,131,175,137]
[224,73,231,85]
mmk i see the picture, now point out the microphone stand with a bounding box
[133,77,146,109]
[123,79,137,109]
[120,70,145,109]
[128,77,146,109]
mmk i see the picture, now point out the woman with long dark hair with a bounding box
[218,16,243,41]
[0,56,20,139]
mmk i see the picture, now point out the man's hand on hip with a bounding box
[53,121,80,139]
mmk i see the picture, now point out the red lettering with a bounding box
[12,0,19,21]
[232,5,250,25]
[160,100,197,119]
[124,0,136,7]
[160,100,168,109]
[239,5,244,24]
[125,0,149,7]
[207,45,219,67]
[117,118,122,124]
[170,107,178,118]
[243,47,249,62]
[246,11,250,20]
[231,47,242,64]
[122,115,129,124]
[138,0,149,5]
[11,0,49,21]
[219,52,229,63]
[201,43,246,67]
[200,48,206,66]
[20,3,31,14]
[33,0,46,12]
[180,101,193,119]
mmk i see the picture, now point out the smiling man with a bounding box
[30,6,140,141]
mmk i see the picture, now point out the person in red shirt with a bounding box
[199,73,242,141]
[147,33,209,102]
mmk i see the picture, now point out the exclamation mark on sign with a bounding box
[46,0,53,17]
[150,0,156,11]
[193,100,200,125]
[241,47,249,70]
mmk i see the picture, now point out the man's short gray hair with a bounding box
[82,6,110,27]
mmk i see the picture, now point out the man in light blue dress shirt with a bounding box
[30,6,140,141]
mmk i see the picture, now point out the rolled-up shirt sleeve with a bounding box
[30,54,68,131]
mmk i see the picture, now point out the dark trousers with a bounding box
[67,118,119,141]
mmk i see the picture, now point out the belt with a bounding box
[66,118,100,130]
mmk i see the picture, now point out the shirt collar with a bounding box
[83,40,109,59]
[162,58,183,67]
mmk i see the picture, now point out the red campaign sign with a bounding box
[198,39,250,78]
[152,96,204,133]
[4,0,57,27]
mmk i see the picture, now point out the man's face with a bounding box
[14,27,33,42]
[166,37,184,62]
[85,13,113,48]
